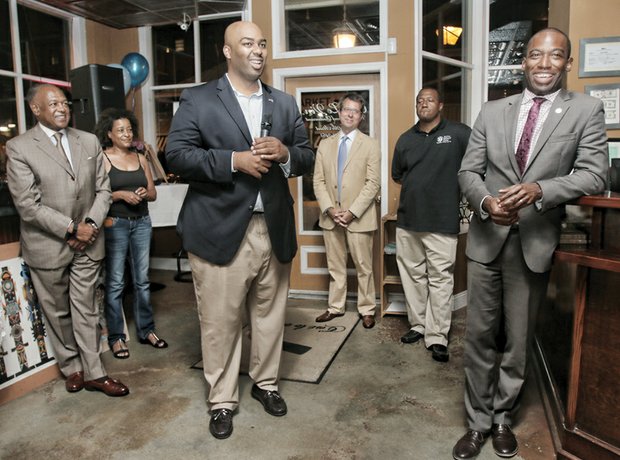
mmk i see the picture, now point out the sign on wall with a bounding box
[0,257,55,389]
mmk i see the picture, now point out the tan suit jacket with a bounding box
[314,130,381,232]
[6,124,111,269]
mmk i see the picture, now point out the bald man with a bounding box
[6,84,128,397]
[166,21,314,439]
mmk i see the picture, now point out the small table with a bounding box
[148,183,190,282]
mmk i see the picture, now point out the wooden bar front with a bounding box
[535,193,620,460]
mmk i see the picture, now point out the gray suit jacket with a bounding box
[165,76,314,265]
[459,90,608,273]
[313,131,381,232]
[6,124,111,269]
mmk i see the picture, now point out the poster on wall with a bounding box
[0,257,55,390]
[298,89,371,232]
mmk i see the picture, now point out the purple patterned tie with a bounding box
[516,97,545,174]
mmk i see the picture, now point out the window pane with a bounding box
[0,76,17,143]
[199,16,239,83]
[284,0,380,52]
[18,4,70,80]
[487,0,548,100]
[153,24,196,86]
[423,59,467,123]
[422,0,465,61]
[154,88,185,167]
[0,0,12,71]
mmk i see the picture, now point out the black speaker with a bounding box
[69,64,126,132]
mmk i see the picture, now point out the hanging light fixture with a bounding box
[333,1,357,49]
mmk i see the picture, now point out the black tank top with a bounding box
[104,152,149,218]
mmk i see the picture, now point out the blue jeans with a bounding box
[104,215,155,345]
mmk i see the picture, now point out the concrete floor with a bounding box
[0,270,555,460]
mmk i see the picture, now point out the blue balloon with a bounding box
[121,53,149,88]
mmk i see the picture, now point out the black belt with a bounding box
[114,215,149,221]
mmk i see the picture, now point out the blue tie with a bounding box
[337,135,348,202]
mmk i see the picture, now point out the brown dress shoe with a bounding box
[491,424,518,457]
[361,315,375,329]
[452,430,488,459]
[84,376,129,397]
[315,311,344,322]
[65,371,84,393]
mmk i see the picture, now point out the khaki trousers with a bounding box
[323,227,376,316]
[29,253,106,381]
[395,228,457,347]
[188,215,291,412]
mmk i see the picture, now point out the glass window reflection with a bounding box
[487,0,548,100]
[423,59,467,123]
[17,4,69,81]
[284,0,380,52]
[153,24,196,86]
[1,0,13,71]
[199,17,237,83]
[422,0,466,61]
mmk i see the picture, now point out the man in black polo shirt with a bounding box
[391,87,471,362]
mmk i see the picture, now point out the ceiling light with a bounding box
[438,26,463,46]
[333,1,357,49]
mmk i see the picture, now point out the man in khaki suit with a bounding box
[313,92,381,329]
[7,84,128,397]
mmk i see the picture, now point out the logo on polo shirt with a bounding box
[436,135,452,144]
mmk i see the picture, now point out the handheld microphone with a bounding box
[260,114,272,137]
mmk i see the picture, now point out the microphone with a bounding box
[260,114,272,137]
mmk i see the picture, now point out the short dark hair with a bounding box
[417,87,443,103]
[338,92,367,113]
[527,27,572,58]
[94,108,139,149]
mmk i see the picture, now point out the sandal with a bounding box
[111,339,130,359]
[139,331,168,349]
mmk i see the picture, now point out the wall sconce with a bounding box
[437,26,463,46]
[333,1,357,48]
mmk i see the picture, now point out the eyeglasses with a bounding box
[48,101,71,109]
[341,107,361,115]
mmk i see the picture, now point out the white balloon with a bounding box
[107,63,131,95]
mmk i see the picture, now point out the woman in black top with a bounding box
[95,108,167,359]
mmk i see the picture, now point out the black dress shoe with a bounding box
[452,430,488,459]
[209,408,233,439]
[251,384,287,416]
[430,344,449,362]
[400,329,423,344]
[492,424,518,457]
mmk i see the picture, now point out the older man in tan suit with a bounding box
[7,84,128,396]
[313,92,381,329]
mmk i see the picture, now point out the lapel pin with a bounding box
[555,108,562,114]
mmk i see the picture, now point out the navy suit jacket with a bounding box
[165,76,314,265]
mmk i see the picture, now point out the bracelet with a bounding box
[85,217,98,231]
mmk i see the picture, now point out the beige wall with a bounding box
[561,0,620,139]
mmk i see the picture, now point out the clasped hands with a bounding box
[327,207,355,228]
[233,136,289,179]
[483,182,542,226]
[67,221,99,251]
[122,187,148,205]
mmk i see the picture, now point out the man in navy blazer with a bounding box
[453,28,608,459]
[166,21,314,439]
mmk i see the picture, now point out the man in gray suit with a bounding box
[166,21,314,439]
[7,84,128,397]
[453,28,607,459]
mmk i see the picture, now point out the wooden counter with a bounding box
[535,192,620,460]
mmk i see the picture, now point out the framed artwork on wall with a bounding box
[585,84,620,129]
[579,36,620,77]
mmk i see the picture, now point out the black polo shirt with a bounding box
[391,118,471,234]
